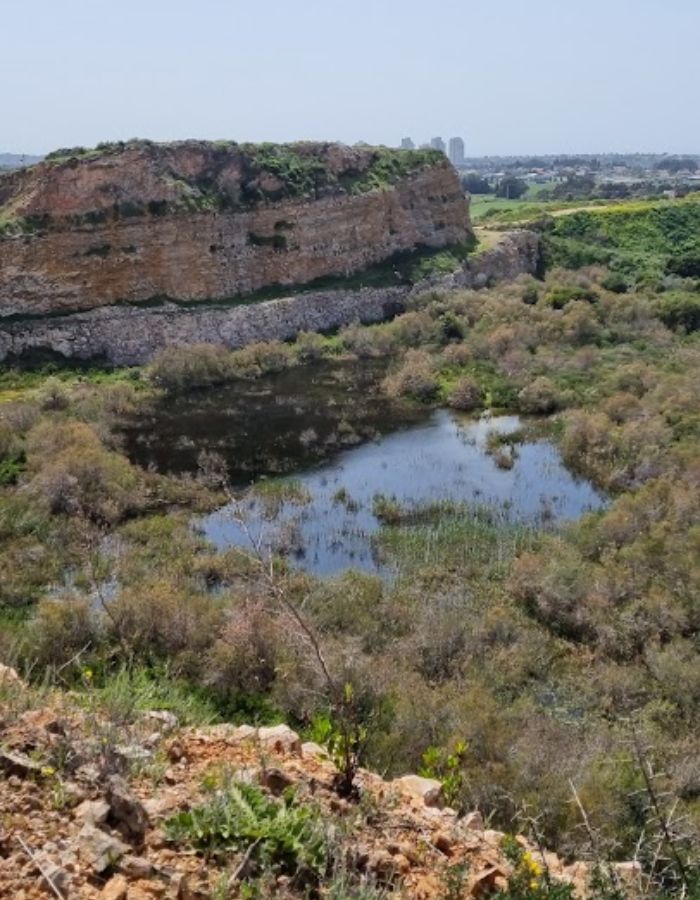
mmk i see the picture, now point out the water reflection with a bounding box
[201,411,606,577]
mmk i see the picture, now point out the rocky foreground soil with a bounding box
[0,667,633,899]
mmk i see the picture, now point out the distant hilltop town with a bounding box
[401,136,466,168]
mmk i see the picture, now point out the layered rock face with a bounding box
[0,231,541,365]
[0,140,471,318]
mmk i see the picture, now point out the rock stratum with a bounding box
[0,140,470,318]
[0,231,540,365]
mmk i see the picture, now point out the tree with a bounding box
[495,176,528,199]
[655,157,698,174]
[462,172,491,194]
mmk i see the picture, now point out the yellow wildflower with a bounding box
[40,766,56,778]
[83,669,93,681]
[522,852,543,877]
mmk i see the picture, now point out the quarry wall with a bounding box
[0,231,540,365]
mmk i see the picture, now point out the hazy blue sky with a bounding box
[2,0,698,155]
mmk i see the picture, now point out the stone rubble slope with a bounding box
[0,669,635,899]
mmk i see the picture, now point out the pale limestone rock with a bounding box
[301,741,330,760]
[257,724,302,755]
[74,799,110,826]
[100,873,128,900]
[75,824,129,873]
[118,854,154,878]
[392,774,444,808]
[462,810,485,831]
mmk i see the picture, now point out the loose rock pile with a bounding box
[0,676,613,898]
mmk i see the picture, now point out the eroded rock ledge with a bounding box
[0,231,540,365]
[0,139,471,318]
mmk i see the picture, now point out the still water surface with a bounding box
[120,360,606,577]
[201,410,605,576]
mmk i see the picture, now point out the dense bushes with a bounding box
[1,249,699,876]
[382,349,439,401]
[148,343,234,390]
[545,197,700,281]
[26,420,144,523]
[148,340,298,391]
[446,376,483,411]
[656,291,700,333]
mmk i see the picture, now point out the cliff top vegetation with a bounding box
[0,140,449,235]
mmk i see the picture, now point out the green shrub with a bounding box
[295,331,326,362]
[517,377,560,414]
[601,272,628,293]
[656,291,700,333]
[382,349,439,401]
[499,835,575,899]
[372,493,404,525]
[544,285,598,310]
[666,252,700,278]
[26,420,144,523]
[522,285,540,305]
[230,341,295,377]
[166,779,326,879]
[148,343,233,391]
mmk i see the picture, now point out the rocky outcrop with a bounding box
[0,140,471,317]
[0,698,600,899]
[0,231,540,365]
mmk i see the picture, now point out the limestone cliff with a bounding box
[0,140,471,318]
[0,231,541,365]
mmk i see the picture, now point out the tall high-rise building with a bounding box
[448,137,465,167]
[400,137,415,150]
[430,136,446,153]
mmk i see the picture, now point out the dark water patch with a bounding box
[120,359,428,482]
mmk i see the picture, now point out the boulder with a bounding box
[106,775,149,844]
[257,724,302,755]
[0,750,42,778]
[119,854,155,878]
[144,710,178,731]
[74,799,110,826]
[462,810,484,831]
[301,741,330,760]
[75,824,129,873]
[101,874,128,900]
[392,774,444,808]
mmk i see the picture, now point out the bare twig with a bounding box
[16,836,66,900]
[229,836,262,883]
[53,642,92,683]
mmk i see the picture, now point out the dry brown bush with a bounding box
[26,420,144,523]
[446,377,484,411]
[383,349,439,402]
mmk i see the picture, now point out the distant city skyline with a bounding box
[1,0,698,156]
[399,136,467,168]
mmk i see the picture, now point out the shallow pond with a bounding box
[120,360,606,578]
[201,410,606,577]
